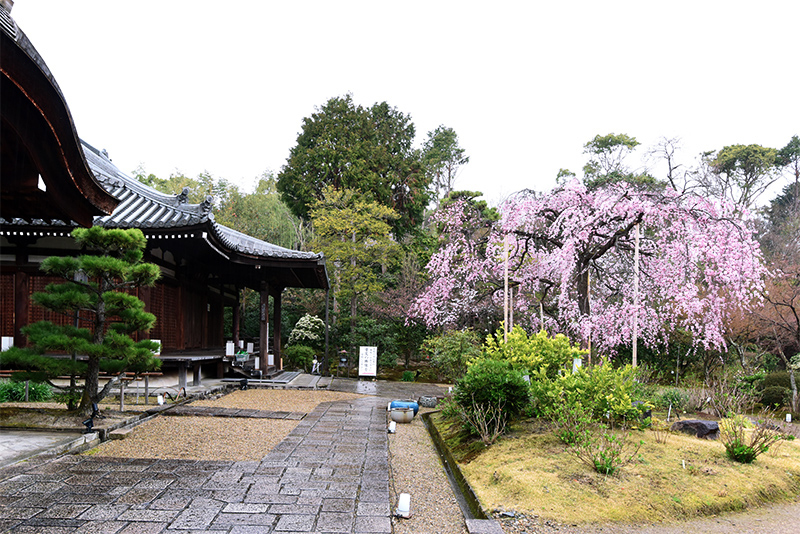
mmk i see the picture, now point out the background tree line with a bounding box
[133,94,799,396]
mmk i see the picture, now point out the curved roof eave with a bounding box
[0,6,118,225]
[80,140,329,289]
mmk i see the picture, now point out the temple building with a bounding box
[0,1,329,386]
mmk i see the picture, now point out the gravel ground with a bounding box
[89,389,364,461]
[84,389,472,532]
[388,407,468,534]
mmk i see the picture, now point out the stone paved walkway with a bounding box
[0,393,399,533]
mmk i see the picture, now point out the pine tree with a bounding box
[1,227,161,415]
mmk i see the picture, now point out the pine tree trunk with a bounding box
[78,356,100,416]
[78,284,107,416]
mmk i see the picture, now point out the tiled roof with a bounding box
[81,142,322,261]
[83,142,213,229]
[0,4,16,40]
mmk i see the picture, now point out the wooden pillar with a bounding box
[192,362,201,386]
[259,284,269,372]
[232,288,241,349]
[273,288,283,370]
[178,364,187,389]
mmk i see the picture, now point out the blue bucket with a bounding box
[390,399,419,416]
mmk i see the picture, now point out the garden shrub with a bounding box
[719,410,786,463]
[706,374,757,417]
[548,397,594,445]
[761,371,793,391]
[739,371,766,390]
[653,388,690,412]
[284,345,315,372]
[761,386,789,408]
[0,380,52,402]
[454,358,530,430]
[401,370,415,382]
[421,329,482,383]
[650,416,671,444]
[568,424,644,475]
[547,387,645,474]
[531,364,646,423]
[438,396,462,419]
[483,326,585,378]
[288,314,325,350]
[53,389,82,410]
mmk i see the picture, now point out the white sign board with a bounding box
[359,346,378,377]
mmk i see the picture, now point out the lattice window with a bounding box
[149,283,165,342]
[162,283,179,350]
[1,274,13,336]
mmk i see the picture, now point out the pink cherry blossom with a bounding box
[410,180,766,353]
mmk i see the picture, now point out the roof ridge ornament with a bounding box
[201,195,214,214]
[176,187,190,204]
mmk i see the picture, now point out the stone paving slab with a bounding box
[0,396,392,533]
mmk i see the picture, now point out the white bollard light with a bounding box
[157,394,164,406]
[395,493,411,518]
[787,413,793,423]
[388,421,397,434]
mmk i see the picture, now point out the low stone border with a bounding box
[163,405,306,420]
[422,411,505,534]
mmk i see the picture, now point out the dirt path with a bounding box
[583,499,800,534]
[497,498,800,534]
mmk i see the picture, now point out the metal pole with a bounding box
[539,301,544,332]
[587,269,592,365]
[632,222,640,368]
[504,234,509,343]
[509,286,514,332]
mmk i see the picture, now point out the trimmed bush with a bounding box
[284,345,315,372]
[454,358,530,429]
[761,371,792,390]
[761,386,789,408]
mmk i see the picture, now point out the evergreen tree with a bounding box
[1,227,161,415]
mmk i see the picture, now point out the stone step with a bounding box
[108,427,134,440]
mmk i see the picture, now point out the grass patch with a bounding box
[432,413,800,525]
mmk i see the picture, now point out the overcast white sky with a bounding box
[11,1,800,206]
